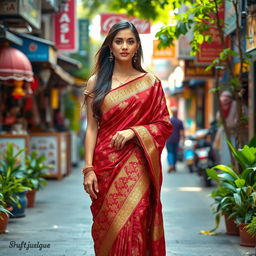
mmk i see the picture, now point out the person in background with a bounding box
[166,106,185,172]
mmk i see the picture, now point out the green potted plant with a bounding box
[0,143,30,218]
[0,192,12,233]
[206,136,256,242]
[246,217,256,238]
[23,151,50,207]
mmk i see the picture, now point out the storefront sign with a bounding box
[247,13,256,52]
[100,13,151,34]
[54,0,77,52]
[20,0,41,29]
[78,19,89,54]
[196,3,226,64]
[153,40,175,59]
[185,60,214,78]
[12,35,57,64]
[0,0,41,29]
[30,136,58,176]
[224,0,237,35]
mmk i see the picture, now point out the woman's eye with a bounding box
[115,40,122,44]
[128,40,135,45]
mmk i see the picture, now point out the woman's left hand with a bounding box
[111,129,135,150]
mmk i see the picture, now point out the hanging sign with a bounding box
[54,0,77,52]
[100,13,151,34]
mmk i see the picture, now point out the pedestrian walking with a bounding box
[82,21,172,256]
[166,106,185,172]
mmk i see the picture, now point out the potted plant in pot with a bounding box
[0,143,30,218]
[23,151,49,208]
[231,183,256,247]
[245,217,256,239]
[207,165,241,235]
[0,192,12,233]
[206,136,256,239]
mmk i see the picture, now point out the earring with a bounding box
[133,52,138,63]
[108,52,114,62]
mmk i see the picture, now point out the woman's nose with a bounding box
[122,42,128,49]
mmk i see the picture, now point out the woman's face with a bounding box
[111,28,139,63]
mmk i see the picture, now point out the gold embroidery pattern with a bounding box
[99,171,149,256]
[118,101,129,110]
[131,126,165,242]
[93,151,150,256]
[149,124,159,134]
[132,126,161,186]
[101,74,156,114]
[108,153,118,162]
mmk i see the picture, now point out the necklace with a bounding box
[112,74,134,85]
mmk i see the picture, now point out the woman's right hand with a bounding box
[83,171,99,199]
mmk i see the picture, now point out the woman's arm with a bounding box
[83,76,99,199]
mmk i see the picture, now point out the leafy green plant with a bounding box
[0,143,30,208]
[22,151,50,191]
[0,193,12,219]
[206,136,256,231]
[246,217,256,237]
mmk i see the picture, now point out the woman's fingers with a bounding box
[83,174,98,199]
[93,179,99,194]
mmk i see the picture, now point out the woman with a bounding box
[82,21,172,256]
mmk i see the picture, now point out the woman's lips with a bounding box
[120,53,129,56]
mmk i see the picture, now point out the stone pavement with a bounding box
[0,149,255,256]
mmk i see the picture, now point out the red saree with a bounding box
[90,73,172,256]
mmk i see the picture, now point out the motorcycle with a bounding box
[193,129,216,186]
[183,135,196,173]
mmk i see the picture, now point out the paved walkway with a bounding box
[0,149,255,256]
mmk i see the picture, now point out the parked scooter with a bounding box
[193,129,216,186]
[183,135,196,173]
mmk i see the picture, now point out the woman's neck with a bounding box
[113,61,136,76]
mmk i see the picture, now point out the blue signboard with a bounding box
[12,34,56,64]
[78,19,89,55]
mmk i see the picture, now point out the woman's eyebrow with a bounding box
[114,37,135,40]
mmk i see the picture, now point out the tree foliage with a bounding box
[81,0,251,164]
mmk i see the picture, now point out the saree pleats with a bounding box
[90,73,173,256]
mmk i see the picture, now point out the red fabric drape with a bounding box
[89,73,172,256]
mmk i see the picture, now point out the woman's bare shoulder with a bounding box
[86,75,97,92]
[84,75,97,98]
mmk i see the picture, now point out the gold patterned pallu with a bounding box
[87,73,173,256]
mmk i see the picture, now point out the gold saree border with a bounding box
[130,126,164,242]
[101,73,156,114]
[131,126,161,187]
[96,152,150,256]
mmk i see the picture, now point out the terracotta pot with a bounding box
[0,207,12,233]
[239,223,256,247]
[224,214,239,236]
[26,189,37,208]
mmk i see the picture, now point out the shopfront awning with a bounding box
[0,46,33,81]
[12,33,57,65]
[51,64,74,85]
[58,54,82,69]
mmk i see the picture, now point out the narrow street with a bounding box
[0,149,255,256]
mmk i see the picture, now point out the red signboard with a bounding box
[100,13,151,34]
[196,4,226,64]
[54,0,76,52]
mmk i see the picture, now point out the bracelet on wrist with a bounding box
[81,166,94,175]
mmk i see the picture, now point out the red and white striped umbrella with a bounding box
[0,46,33,82]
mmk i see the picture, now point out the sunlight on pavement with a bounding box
[177,187,203,192]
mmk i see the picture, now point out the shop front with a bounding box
[0,32,74,178]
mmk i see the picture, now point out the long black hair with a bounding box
[90,21,146,120]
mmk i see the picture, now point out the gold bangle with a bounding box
[81,166,94,175]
